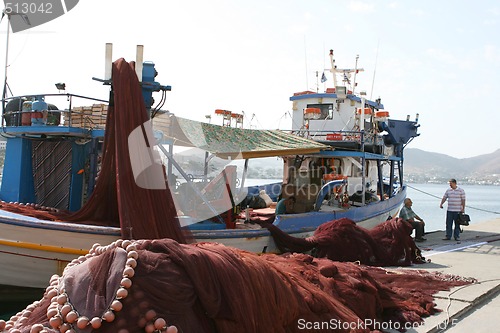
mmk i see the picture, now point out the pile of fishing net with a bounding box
[1,238,473,333]
[261,217,425,266]
[0,201,69,221]
[0,58,188,243]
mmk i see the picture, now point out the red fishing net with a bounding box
[262,217,425,266]
[1,239,472,333]
[65,59,188,242]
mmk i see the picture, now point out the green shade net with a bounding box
[164,115,327,159]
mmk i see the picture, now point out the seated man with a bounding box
[275,196,296,215]
[399,198,426,242]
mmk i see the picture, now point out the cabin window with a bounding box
[289,167,323,187]
[306,103,333,120]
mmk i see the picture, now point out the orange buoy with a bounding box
[356,108,372,115]
[215,109,231,115]
[375,111,390,118]
[304,107,321,120]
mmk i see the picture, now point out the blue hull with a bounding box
[191,186,406,240]
[0,185,405,240]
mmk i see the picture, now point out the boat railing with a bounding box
[1,93,108,130]
[286,129,384,147]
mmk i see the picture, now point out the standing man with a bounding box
[440,178,466,241]
[399,198,426,242]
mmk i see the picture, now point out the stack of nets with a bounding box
[1,238,472,333]
[263,217,426,266]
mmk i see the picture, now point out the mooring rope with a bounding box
[407,184,500,215]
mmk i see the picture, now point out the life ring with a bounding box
[304,107,321,120]
[375,111,390,118]
[356,108,372,115]
[323,174,347,181]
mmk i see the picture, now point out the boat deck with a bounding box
[387,218,500,332]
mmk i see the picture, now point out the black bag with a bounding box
[457,213,470,226]
[242,195,267,209]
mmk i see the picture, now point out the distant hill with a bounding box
[1,144,497,184]
[404,148,500,181]
[175,147,283,169]
[174,146,500,183]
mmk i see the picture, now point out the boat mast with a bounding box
[360,92,366,206]
[2,10,11,112]
[328,49,337,87]
[1,10,31,112]
[352,54,359,95]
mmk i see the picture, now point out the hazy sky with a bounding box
[1,0,499,158]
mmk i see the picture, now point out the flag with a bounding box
[321,72,327,83]
[343,73,350,84]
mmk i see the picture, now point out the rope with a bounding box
[438,278,500,332]
[407,184,500,215]
[432,236,500,332]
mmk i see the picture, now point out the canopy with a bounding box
[157,115,328,159]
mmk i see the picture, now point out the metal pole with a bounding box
[352,54,359,95]
[2,15,11,114]
[377,159,384,201]
[329,49,337,87]
[157,144,224,223]
[237,158,249,199]
[135,45,144,82]
[361,133,366,206]
[389,160,395,198]
[360,94,366,205]
[104,43,113,81]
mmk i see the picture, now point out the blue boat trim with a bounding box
[312,150,402,161]
[191,186,405,240]
[3,126,105,138]
[290,93,384,109]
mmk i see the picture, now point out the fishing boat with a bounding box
[0,45,419,288]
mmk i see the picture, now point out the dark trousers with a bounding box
[409,221,425,239]
[446,211,461,240]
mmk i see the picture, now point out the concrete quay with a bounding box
[387,218,500,333]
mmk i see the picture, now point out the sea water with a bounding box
[406,183,500,232]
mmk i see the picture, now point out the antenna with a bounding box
[2,10,31,112]
[352,54,359,95]
[2,12,10,111]
[315,71,319,93]
[304,36,308,90]
[370,39,380,100]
